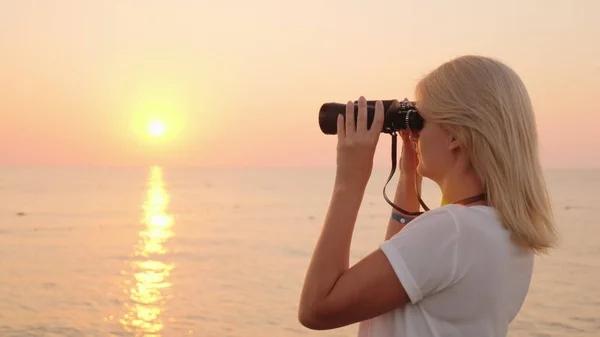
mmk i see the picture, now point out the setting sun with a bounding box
[129,95,187,147]
[148,121,166,137]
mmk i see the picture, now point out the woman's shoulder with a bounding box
[397,204,503,243]
[410,204,497,226]
[440,204,528,256]
[441,203,498,219]
[441,204,503,230]
[407,204,504,239]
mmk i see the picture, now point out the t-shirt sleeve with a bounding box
[379,208,459,304]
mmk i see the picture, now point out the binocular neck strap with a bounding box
[383,132,429,216]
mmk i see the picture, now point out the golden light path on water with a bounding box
[119,166,175,336]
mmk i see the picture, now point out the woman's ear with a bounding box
[448,135,460,151]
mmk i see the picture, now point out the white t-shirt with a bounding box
[357,204,534,337]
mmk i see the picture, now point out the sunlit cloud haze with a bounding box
[1,0,598,168]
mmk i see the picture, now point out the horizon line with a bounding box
[0,164,598,171]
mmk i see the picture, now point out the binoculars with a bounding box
[318,98,424,135]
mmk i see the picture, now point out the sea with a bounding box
[0,166,598,337]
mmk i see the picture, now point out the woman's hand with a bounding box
[399,130,419,176]
[384,99,419,177]
[334,96,385,191]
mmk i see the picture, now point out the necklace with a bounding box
[451,193,487,206]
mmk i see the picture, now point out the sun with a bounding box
[129,95,188,145]
[148,121,166,138]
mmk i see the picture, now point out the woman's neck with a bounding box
[439,169,486,206]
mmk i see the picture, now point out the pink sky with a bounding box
[1,0,598,168]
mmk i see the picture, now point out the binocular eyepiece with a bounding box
[318,98,424,135]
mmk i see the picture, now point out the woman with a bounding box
[298,55,558,336]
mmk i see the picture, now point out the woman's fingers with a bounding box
[336,113,345,142]
[340,97,384,139]
[357,96,367,131]
[370,100,384,136]
[345,100,355,137]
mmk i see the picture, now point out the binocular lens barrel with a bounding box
[318,99,423,134]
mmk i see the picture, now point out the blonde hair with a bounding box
[415,55,558,254]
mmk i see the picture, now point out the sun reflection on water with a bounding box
[119,166,175,336]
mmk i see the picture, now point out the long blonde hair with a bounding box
[415,55,558,254]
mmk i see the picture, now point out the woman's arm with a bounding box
[298,184,410,330]
[299,98,410,330]
[298,185,458,331]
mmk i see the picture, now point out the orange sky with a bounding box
[1,0,598,168]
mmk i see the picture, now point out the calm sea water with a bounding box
[0,166,598,337]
